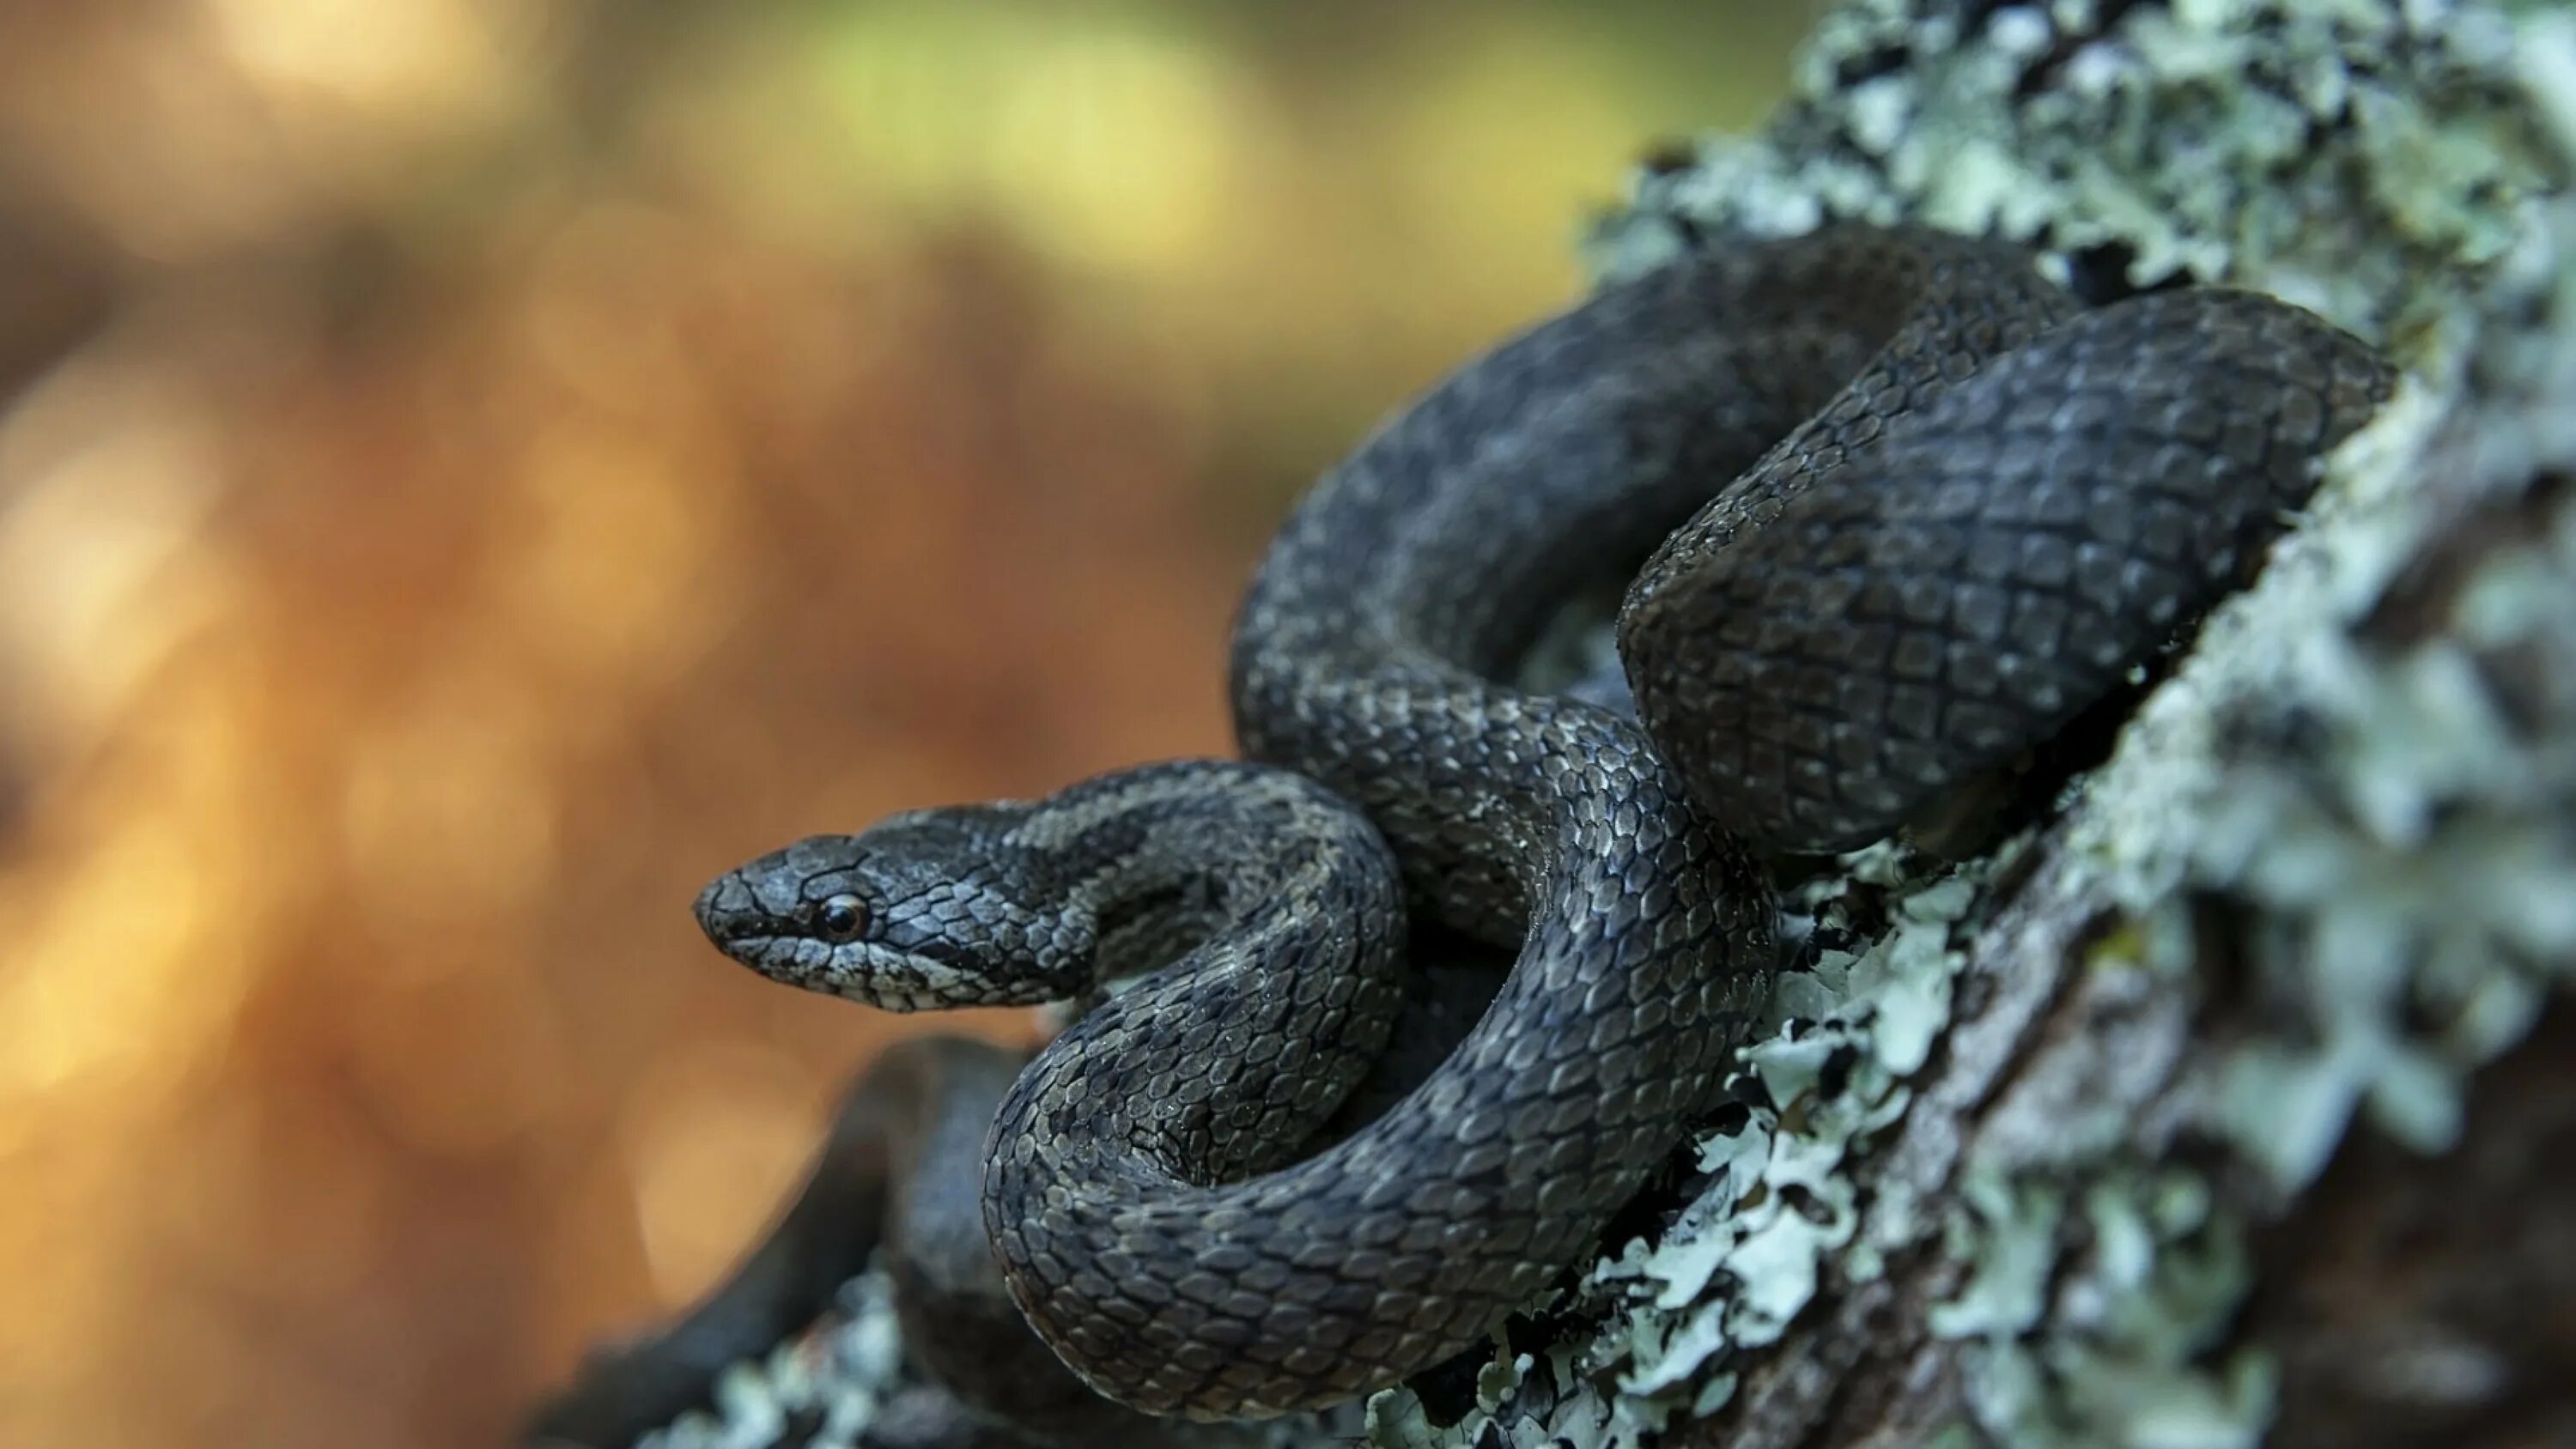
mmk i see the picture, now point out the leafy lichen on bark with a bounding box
[560,2,2576,1446]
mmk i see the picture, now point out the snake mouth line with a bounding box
[695,924,785,965]
[704,933,843,992]
[699,931,984,1014]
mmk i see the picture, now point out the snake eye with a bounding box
[815,894,869,942]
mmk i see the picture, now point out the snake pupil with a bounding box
[817,894,866,941]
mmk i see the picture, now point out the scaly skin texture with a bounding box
[693,225,2394,1423]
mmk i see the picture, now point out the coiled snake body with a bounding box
[693,227,2392,1422]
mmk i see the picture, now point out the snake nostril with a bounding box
[692,871,760,944]
[690,876,726,937]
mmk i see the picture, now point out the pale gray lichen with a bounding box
[633,1258,1360,1449]
[1595,0,2554,331]
[640,1270,910,1449]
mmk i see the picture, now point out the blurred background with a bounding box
[0,2,1796,1444]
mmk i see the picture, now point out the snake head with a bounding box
[693,806,1091,1010]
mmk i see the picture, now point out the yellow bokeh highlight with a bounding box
[986,31,1248,271]
[339,669,562,934]
[623,1041,834,1300]
[204,0,531,121]
[1,801,220,1096]
[493,418,744,688]
[0,361,226,760]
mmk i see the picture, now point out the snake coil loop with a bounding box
[690,225,2393,1422]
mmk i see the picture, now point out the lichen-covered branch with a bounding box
[534,2,2576,1446]
[1475,2,2574,1444]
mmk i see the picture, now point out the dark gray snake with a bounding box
[669,225,2391,1426]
